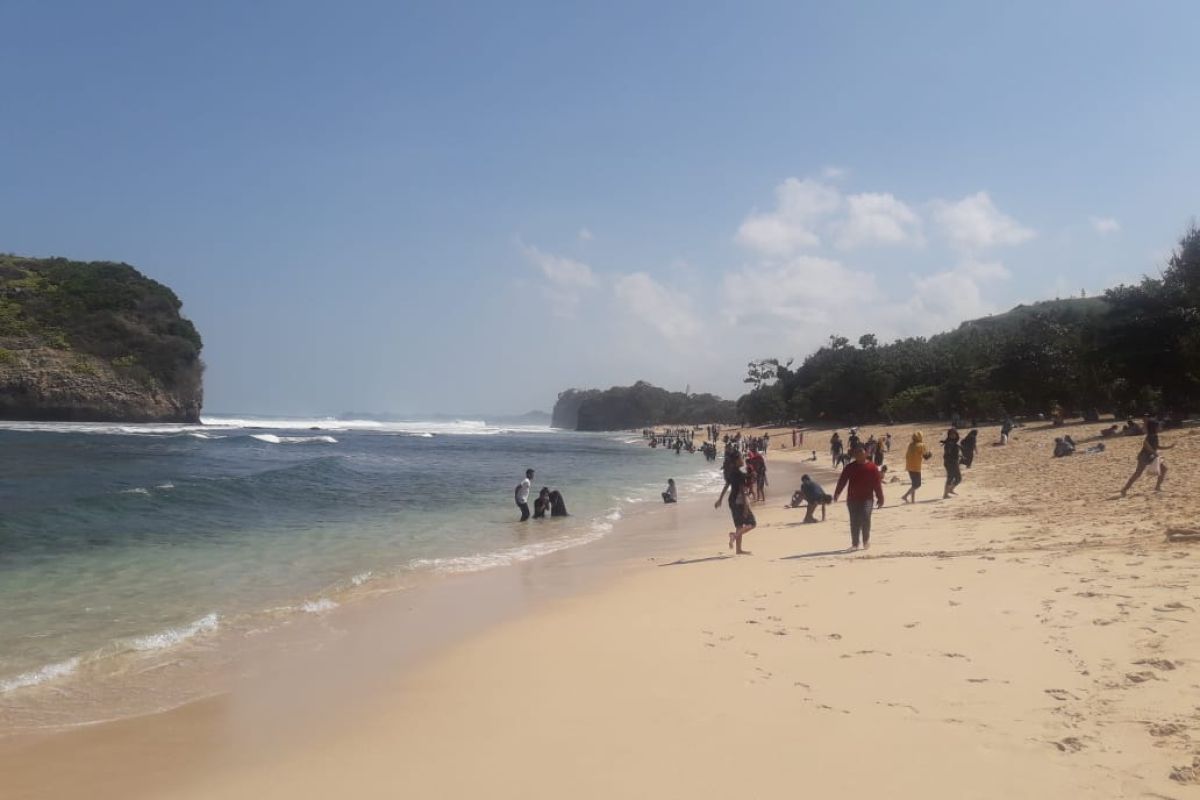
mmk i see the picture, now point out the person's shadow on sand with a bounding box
[780,548,856,560]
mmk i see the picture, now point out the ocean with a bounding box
[0,417,722,729]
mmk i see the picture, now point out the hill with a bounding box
[553,382,738,431]
[736,224,1200,424]
[0,255,203,422]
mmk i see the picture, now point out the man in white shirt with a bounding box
[515,468,534,521]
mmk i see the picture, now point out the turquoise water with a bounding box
[0,417,721,707]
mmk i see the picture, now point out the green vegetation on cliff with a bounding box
[0,255,203,421]
[553,382,738,431]
[736,224,1200,424]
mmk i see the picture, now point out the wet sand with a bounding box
[7,421,1200,798]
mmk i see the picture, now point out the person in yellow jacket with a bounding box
[900,431,933,504]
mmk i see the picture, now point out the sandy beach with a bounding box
[5,420,1200,798]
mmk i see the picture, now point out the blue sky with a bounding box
[2,1,1197,416]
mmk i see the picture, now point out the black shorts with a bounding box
[908,471,922,489]
[730,499,756,528]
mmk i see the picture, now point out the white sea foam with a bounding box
[0,657,81,694]
[300,599,338,614]
[119,487,150,495]
[127,613,219,652]
[0,416,552,439]
[156,483,175,490]
[409,529,608,575]
[350,571,372,587]
[250,434,338,445]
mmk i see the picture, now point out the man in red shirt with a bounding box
[833,443,885,550]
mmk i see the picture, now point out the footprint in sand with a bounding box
[1052,737,1086,753]
[1171,757,1200,785]
[904,622,920,629]
[1135,658,1180,671]
[1156,602,1195,612]
[1126,671,1159,684]
[1148,722,1187,738]
[942,652,970,660]
[1044,689,1078,702]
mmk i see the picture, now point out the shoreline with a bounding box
[8,422,1200,797]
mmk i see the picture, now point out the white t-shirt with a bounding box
[516,477,531,504]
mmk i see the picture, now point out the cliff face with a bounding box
[0,255,203,423]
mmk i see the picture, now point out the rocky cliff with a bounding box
[0,255,203,423]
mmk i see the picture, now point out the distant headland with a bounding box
[0,255,203,423]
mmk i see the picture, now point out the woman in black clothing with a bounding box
[548,489,569,517]
[1120,419,1172,496]
[942,428,962,499]
[960,429,979,468]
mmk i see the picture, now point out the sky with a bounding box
[2,1,1198,416]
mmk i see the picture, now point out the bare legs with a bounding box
[1122,461,1168,496]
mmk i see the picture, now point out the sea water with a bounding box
[0,416,721,723]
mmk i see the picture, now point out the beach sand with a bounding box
[5,420,1200,798]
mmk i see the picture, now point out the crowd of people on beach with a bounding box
[514,414,1178,555]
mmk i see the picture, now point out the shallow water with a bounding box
[0,417,720,718]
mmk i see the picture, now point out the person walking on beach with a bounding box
[515,468,535,521]
[941,429,962,499]
[961,429,979,468]
[715,451,756,554]
[833,444,884,550]
[900,431,932,504]
[1120,419,1173,496]
[830,432,843,467]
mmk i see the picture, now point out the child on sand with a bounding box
[662,479,677,504]
[1120,419,1172,496]
[833,444,884,550]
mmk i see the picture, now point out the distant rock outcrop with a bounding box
[0,255,203,422]
[552,382,738,431]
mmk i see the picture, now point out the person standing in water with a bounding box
[941,429,962,499]
[900,431,932,504]
[1121,419,1172,496]
[833,444,884,550]
[515,468,534,521]
[715,451,756,555]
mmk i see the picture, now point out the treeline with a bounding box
[737,224,1200,425]
[553,382,739,431]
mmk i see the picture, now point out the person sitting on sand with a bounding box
[1120,419,1172,496]
[1122,418,1144,436]
[533,487,551,518]
[662,479,677,504]
[941,428,962,499]
[900,431,932,504]
[797,474,831,523]
[715,451,756,555]
[1052,437,1075,458]
[1100,424,1120,438]
[833,444,884,550]
[548,489,569,517]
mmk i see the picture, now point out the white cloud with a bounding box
[822,165,848,180]
[1090,216,1120,235]
[960,258,1012,281]
[518,241,597,317]
[735,178,841,256]
[931,192,1034,250]
[614,272,702,345]
[721,255,880,336]
[578,227,594,241]
[834,192,923,249]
